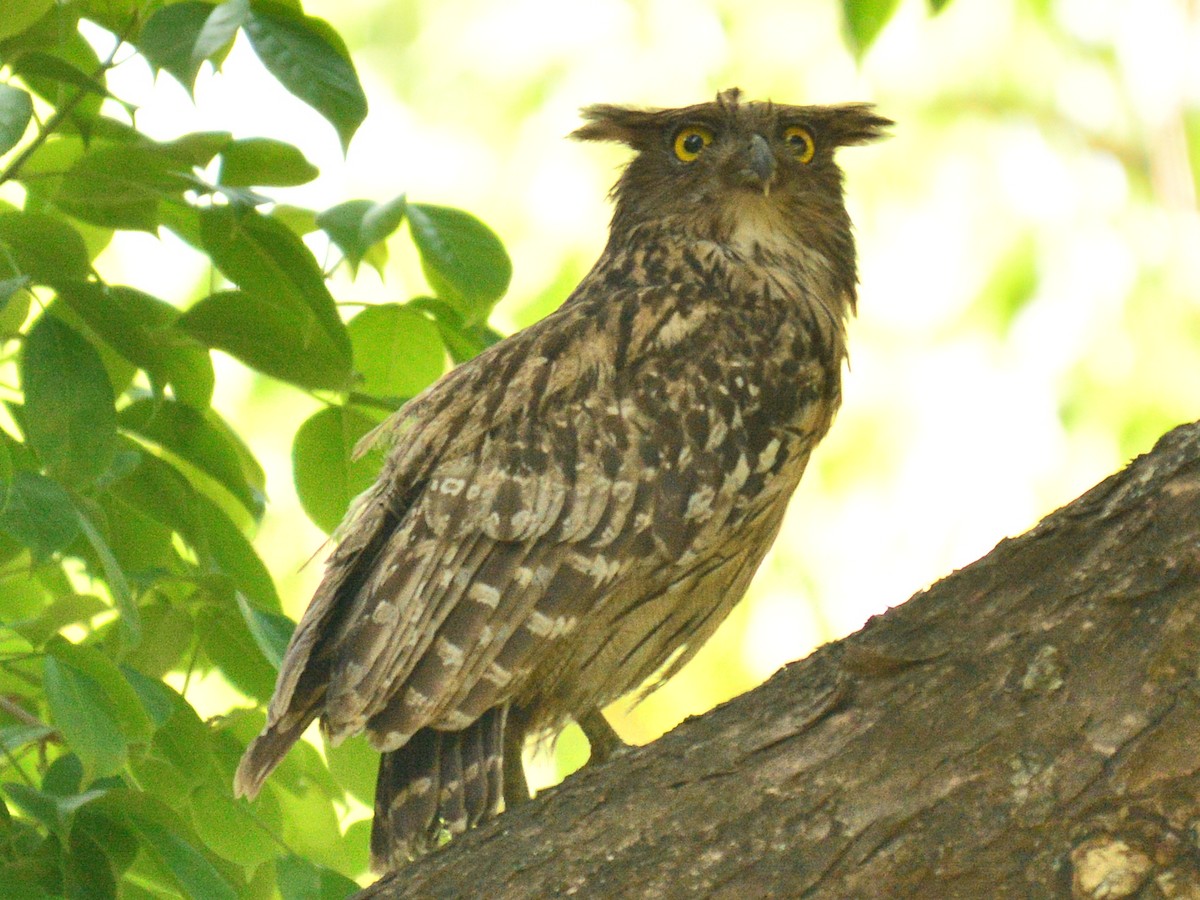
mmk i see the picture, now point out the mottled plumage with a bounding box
[234,88,889,870]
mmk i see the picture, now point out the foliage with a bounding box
[0,0,920,896]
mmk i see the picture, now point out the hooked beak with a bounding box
[741,133,777,195]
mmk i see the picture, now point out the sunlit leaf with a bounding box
[56,283,215,408]
[236,593,294,669]
[189,782,276,866]
[0,211,90,288]
[318,194,406,273]
[191,0,250,74]
[219,137,319,187]
[0,0,54,41]
[322,733,376,807]
[276,854,363,900]
[292,405,385,533]
[179,289,353,391]
[138,2,217,92]
[347,303,445,402]
[841,0,901,59]
[20,315,116,485]
[55,144,194,232]
[0,84,32,156]
[407,203,511,324]
[194,205,351,387]
[11,51,112,101]
[119,398,265,518]
[0,279,30,337]
[243,2,368,152]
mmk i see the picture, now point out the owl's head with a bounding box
[573,88,890,261]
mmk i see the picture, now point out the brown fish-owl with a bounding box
[235,88,889,870]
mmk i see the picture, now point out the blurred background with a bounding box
[96,0,1199,789]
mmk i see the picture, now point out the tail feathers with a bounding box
[370,705,507,871]
[233,707,317,801]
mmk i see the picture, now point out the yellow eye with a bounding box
[783,125,815,163]
[673,126,713,162]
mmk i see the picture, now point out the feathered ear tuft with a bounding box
[571,104,665,147]
[819,104,894,148]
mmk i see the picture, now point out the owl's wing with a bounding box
[235,273,827,800]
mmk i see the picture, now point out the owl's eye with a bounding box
[673,126,714,162]
[783,125,815,163]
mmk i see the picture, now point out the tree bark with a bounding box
[358,420,1200,900]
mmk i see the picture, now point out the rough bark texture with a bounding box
[358,420,1200,900]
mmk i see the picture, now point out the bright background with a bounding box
[97,0,1200,787]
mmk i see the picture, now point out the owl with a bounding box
[234,88,889,871]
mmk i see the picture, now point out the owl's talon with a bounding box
[579,709,626,766]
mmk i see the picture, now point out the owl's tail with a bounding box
[370,704,509,871]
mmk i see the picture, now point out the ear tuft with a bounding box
[571,104,660,146]
[822,104,894,148]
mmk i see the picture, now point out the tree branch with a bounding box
[360,420,1200,899]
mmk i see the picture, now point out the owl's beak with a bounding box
[738,133,777,196]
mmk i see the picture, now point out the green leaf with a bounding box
[120,604,193,680]
[10,593,107,647]
[0,84,32,156]
[276,854,363,900]
[322,733,376,807]
[410,295,502,364]
[46,641,153,747]
[192,0,250,73]
[347,303,445,402]
[159,130,233,168]
[188,782,276,866]
[55,144,194,232]
[0,0,54,41]
[196,604,278,701]
[929,0,953,11]
[2,782,80,836]
[243,2,368,152]
[0,211,90,288]
[119,398,265,518]
[65,820,118,899]
[106,452,281,612]
[74,509,140,645]
[117,795,240,900]
[180,289,353,390]
[236,593,294,669]
[43,656,127,780]
[0,723,54,754]
[0,473,80,559]
[219,137,319,186]
[0,279,30,337]
[194,204,351,385]
[55,283,215,408]
[292,405,385,533]
[841,0,901,59]
[11,51,112,102]
[406,203,511,324]
[138,2,217,92]
[13,34,108,134]
[318,194,406,273]
[20,315,116,485]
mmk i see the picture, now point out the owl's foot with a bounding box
[579,708,626,765]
